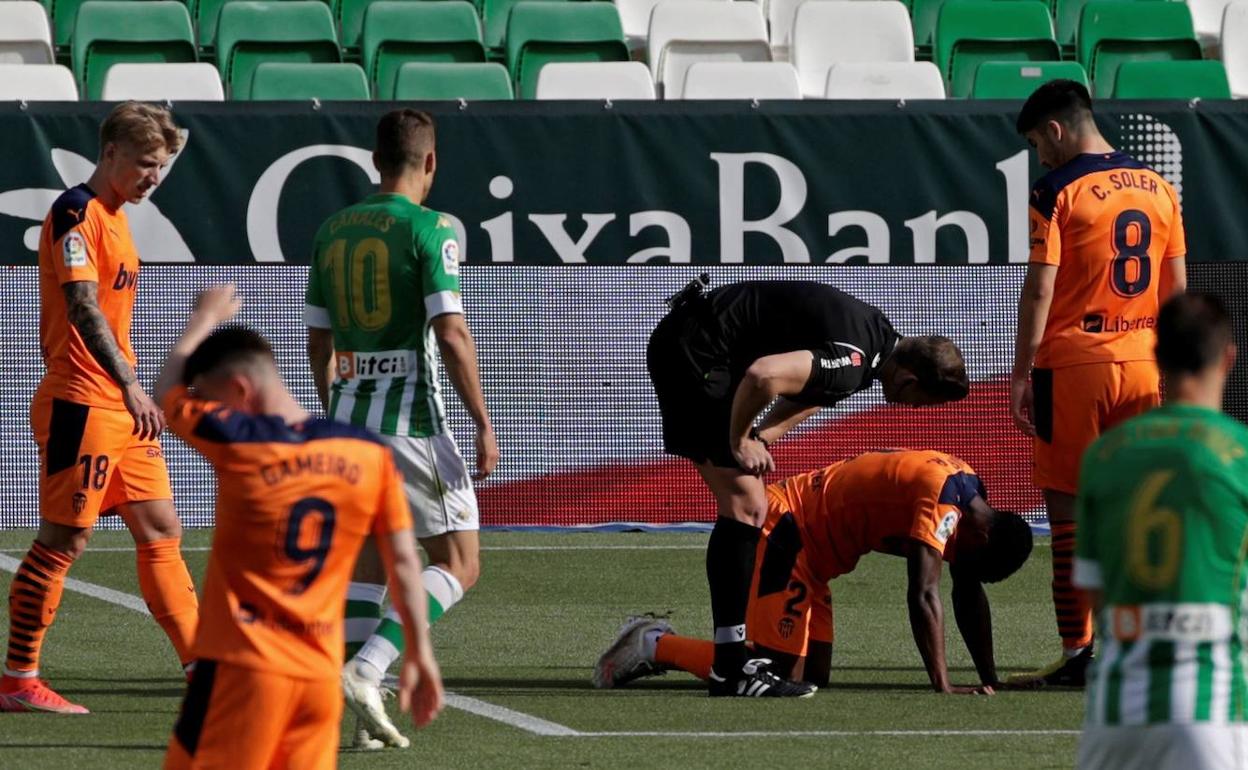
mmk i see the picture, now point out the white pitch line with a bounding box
[0,553,149,615]
[572,730,1081,738]
[0,545,709,554]
[444,692,580,736]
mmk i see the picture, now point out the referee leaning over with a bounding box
[647,277,970,698]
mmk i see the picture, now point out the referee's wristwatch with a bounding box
[749,426,770,449]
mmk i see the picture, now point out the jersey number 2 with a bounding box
[1110,209,1153,298]
[1125,470,1181,590]
[284,497,337,595]
[324,238,392,331]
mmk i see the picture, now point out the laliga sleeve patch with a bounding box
[63,231,88,268]
[441,239,460,276]
[934,509,960,545]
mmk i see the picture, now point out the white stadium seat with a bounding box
[792,1,914,97]
[1188,0,1234,46]
[0,1,54,65]
[1225,2,1248,97]
[766,0,830,61]
[648,0,772,99]
[100,63,225,101]
[614,0,728,53]
[681,61,801,98]
[0,63,77,100]
[823,61,945,99]
[535,62,657,99]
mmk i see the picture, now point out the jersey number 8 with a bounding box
[283,497,337,595]
[1110,209,1153,298]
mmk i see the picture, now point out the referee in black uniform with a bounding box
[648,278,970,697]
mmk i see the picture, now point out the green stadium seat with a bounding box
[484,0,567,51]
[506,2,627,99]
[52,0,97,49]
[935,0,1059,96]
[339,0,420,52]
[1113,58,1231,97]
[971,60,1088,97]
[1052,0,1169,54]
[392,61,513,98]
[216,1,341,99]
[363,1,485,98]
[73,1,197,100]
[911,0,961,53]
[248,61,370,98]
[1078,1,1200,97]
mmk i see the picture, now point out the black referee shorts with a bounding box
[646,304,739,468]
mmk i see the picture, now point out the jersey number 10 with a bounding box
[1110,210,1153,298]
[323,238,392,331]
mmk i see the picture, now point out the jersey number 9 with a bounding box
[324,238,392,331]
[283,497,337,595]
[1110,209,1153,298]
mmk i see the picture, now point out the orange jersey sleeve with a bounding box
[37,185,140,408]
[1028,152,1185,369]
[165,386,411,679]
[794,451,983,581]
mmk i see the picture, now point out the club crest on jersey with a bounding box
[62,231,87,268]
[934,510,959,544]
[442,239,460,276]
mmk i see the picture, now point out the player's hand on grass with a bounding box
[192,283,242,326]
[398,646,445,729]
[1009,375,1036,437]
[734,438,774,477]
[942,684,996,695]
[473,424,499,481]
[124,381,166,440]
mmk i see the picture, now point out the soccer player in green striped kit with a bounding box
[304,109,498,749]
[1074,293,1248,769]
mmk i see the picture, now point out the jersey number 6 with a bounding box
[284,497,337,595]
[1110,209,1153,298]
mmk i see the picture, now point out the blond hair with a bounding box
[99,101,182,156]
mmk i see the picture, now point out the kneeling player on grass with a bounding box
[157,286,443,769]
[594,450,1033,695]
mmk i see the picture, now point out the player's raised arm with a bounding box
[154,285,242,404]
[432,313,498,480]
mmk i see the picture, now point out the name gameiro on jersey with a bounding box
[304,193,462,438]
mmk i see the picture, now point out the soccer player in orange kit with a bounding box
[1008,80,1186,687]
[156,286,443,769]
[594,450,1034,695]
[2,102,198,714]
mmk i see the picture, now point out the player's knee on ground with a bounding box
[35,521,91,561]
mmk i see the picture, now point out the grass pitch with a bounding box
[0,530,1082,768]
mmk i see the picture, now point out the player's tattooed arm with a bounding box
[62,280,137,387]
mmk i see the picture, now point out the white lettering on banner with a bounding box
[905,211,990,264]
[247,144,378,263]
[827,211,889,264]
[996,150,1030,263]
[628,212,691,263]
[480,175,515,263]
[528,214,617,263]
[712,152,811,264]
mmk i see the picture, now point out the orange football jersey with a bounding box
[37,184,141,409]
[164,387,413,680]
[1028,152,1186,369]
[767,450,984,583]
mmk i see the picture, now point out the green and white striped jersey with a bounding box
[304,193,462,437]
[1075,404,1248,727]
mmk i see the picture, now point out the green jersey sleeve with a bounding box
[1073,441,1102,590]
[304,232,332,329]
[416,215,463,319]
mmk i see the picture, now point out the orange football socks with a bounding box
[135,538,199,667]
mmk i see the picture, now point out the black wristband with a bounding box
[749,426,769,449]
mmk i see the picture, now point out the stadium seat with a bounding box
[791,1,914,98]
[935,0,1058,98]
[534,61,655,98]
[0,63,77,100]
[1113,58,1231,96]
[970,60,1088,98]
[1187,0,1234,45]
[51,0,95,50]
[1078,1,1201,97]
[681,61,800,98]
[506,2,629,99]
[100,62,225,100]
[911,0,960,52]
[191,0,230,50]
[248,62,370,99]
[615,0,727,54]
[823,60,945,98]
[363,1,486,99]
[339,0,420,53]
[648,0,772,99]
[393,61,514,99]
[0,2,54,64]
[72,1,197,100]
[484,0,567,51]
[216,1,341,100]
[1225,2,1248,97]
[763,0,815,60]
[1050,0,1166,55]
